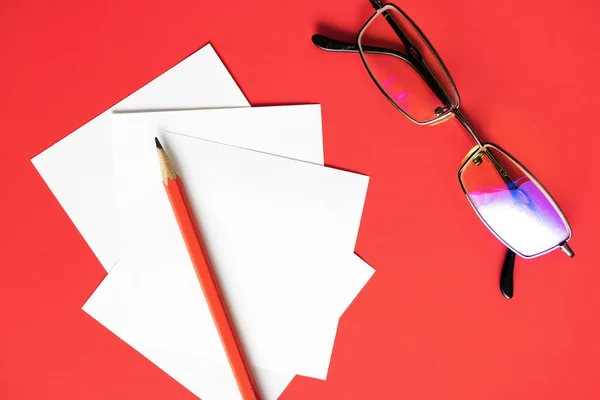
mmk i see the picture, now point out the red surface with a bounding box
[1,0,599,398]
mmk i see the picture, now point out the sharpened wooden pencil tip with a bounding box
[156,139,177,184]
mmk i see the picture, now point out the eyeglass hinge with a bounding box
[559,242,575,257]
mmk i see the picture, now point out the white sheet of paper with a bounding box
[31,44,249,271]
[84,106,373,398]
[110,106,332,252]
[31,45,374,398]
[109,106,372,317]
[30,44,298,397]
[85,247,371,399]
[104,120,369,373]
[84,247,312,400]
[110,107,370,328]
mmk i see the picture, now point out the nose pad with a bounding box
[435,106,450,116]
[472,152,486,166]
[429,109,454,126]
[459,145,481,167]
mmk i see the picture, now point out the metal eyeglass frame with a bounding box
[311,0,574,299]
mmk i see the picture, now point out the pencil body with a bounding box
[157,140,259,400]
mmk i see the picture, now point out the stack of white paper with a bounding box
[31,44,373,399]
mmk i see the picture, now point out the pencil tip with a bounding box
[155,137,163,149]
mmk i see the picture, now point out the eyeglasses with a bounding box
[312,0,574,299]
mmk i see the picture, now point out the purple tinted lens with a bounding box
[460,146,569,257]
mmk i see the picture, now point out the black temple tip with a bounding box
[500,249,516,300]
[311,34,359,52]
[311,34,330,49]
[155,137,163,149]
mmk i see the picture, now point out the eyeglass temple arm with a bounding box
[369,0,384,9]
[312,34,444,102]
[312,34,412,61]
[312,34,452,111]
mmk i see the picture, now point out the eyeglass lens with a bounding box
[460,146,570,257]
[358,6,458,123]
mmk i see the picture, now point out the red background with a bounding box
[1,0,600,398]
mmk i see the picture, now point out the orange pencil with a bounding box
[155,137,260,400]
